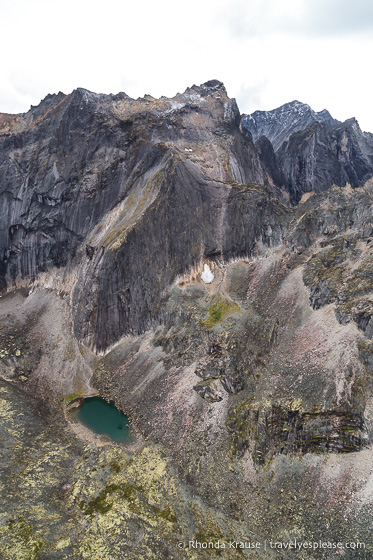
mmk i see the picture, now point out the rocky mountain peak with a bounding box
[240,99,373,204]
[342,116,361,132]
[23,91,67,121]
[1,82,373,559]
[241,99,339,151]
[186,79,227,96]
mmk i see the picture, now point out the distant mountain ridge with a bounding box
[242,100,373,203]
[241,100,340,151]
[1,82,373,559]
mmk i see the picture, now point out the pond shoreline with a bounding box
[65,395,144,453]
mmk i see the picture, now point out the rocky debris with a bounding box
[228,402,369,464]
[194,342,244,400]
[1,83,373,559]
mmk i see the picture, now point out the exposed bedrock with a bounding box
[0,89,137,290]
[1,84,373,558]
[241,100,339,151]
[1,80,290,351]
[277,119,373,203]
[243,101,373,204]
[72,154,227,349]
[3,83,373,351]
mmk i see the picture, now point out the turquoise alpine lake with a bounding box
[70,397,133,443]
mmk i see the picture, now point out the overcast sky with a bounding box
[1,0,373,131]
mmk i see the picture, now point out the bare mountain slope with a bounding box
[243,101,373,203]
[0,83,373,559]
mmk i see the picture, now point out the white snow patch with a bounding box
[162,101,185,115]
[184,92,207,104]
[224,102,232,120]
[201,264,214,284]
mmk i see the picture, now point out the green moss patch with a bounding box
[152,504,178,523]
[200,299,241,328]
[61,393,83,405]
[109,460,121,473]
[6,516,44,559]
[79,481,143,517]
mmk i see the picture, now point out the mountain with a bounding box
[0,82,373,559]
[241,100,339,151]
[242,101,373,203]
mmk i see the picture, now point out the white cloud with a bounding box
[301,0,373,36]
[218,0,373,38]
[0,0,372,132]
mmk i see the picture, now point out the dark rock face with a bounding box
[1,83,373,559]
[277,118,373,203]
[193,342,245,401]
[241,100,339,151]
[0,88,132,291]
[354,312,373,339]
[228,404,369,463]
[2,88,372,347]
[242,102,373,204]
[0,81,287,350]
[299,193,373,338]
[255,135,285,193]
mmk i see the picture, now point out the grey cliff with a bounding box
[0,82,372,560]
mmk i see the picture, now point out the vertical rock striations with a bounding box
[1,81,288,350]
[243,102,373,204]
[1,83,373,559]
